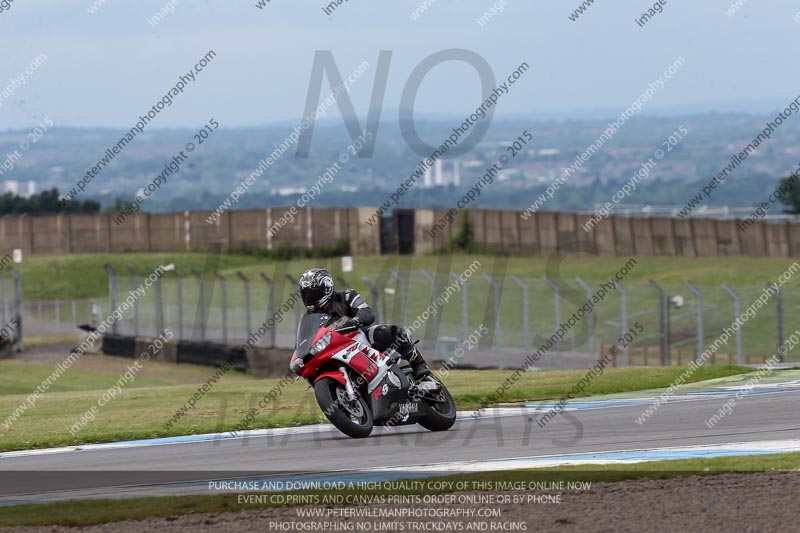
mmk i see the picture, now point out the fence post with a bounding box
[285,274,300,337]
[363,274,387,320]
[214,272,228,344]
[619,280,629,366]
[575,276,596,362]
[8,267,22,352]
[767,282,784,363]
[174,270,184,340]
[1,278,9,330]
[512,275,530,354]
[154,269,164,338]
[390,268,408,326]
[361,275,379,323]
[449,272,469,344]
[419,269,439,339]
[102,264,118,334]
[649,279,667,365]
[260,273,276,348]
[124,266,139,337]
[685,281,704,363]
[191,269,206,341]
[236,272,252,342]
[544,276,562,368]
[721,284,743,365]
[482,273,504,348]
[1,276,6,327]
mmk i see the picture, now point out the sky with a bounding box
[1,0,799,130]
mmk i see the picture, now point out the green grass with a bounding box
[0,362,172,395]
[15,336,77,348]
[446,364,748,407]
[0,364,750,453]
[16,252,265,301]
[0,358,254,396]
[16,252,800,301]
[0,450,797,527]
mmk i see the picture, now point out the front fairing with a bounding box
[294,313,331,357]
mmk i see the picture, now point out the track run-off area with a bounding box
[2,369,800,505]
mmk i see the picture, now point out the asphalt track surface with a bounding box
[2,381,799,504]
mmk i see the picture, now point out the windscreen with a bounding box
[295,313,330,357]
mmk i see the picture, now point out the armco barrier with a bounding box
[245,348,294,378]
[135,337,177,363]
[103,334,249,372]
[102,334,137,358]
[176,340,247,371]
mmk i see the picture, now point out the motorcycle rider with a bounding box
[298,267,431,379]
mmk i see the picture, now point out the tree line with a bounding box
[0,178,797,217]
[0,188,100,215]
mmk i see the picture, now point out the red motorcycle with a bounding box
[289,313,457,438]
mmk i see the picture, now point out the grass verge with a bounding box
[0,364,750,452]
[0,451,798,527]
[17,252,800,301]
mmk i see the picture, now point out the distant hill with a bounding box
[0,113,797,213]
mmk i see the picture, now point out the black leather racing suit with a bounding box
[315,289,428,375]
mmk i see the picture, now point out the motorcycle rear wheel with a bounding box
[418,378,457,432]
[314,377,374,438]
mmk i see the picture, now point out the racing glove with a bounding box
[343,317,362,330]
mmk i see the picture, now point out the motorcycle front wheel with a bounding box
[314,377,374,438]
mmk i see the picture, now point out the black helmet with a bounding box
[299,268,335,311]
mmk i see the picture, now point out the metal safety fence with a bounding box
[86,262,798,371]
[0,268,22,354]
[7,257,794,369]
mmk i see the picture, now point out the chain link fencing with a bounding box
[9,258,797,369]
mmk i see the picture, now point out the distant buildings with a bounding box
[3,180,35,197]
[423,159,461,188]
[434,159,443,186]
[273,186,306,196]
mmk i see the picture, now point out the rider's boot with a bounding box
[409,349,431,380]
[398,342,431,379]
[393,327,431,380]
